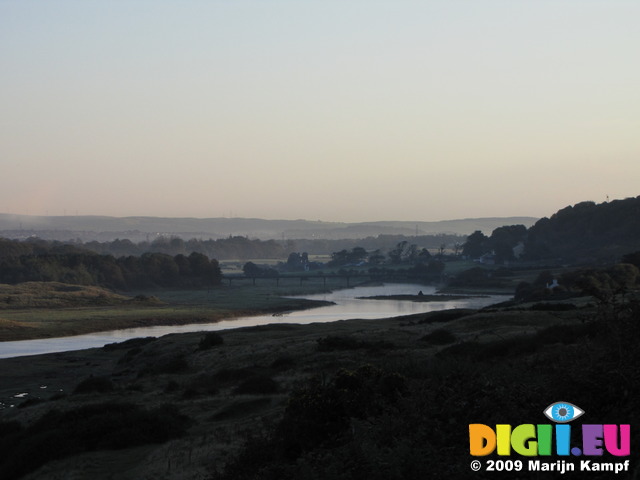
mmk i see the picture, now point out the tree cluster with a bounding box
[461,197,640,265]
[514,261,640,302]
[461,225,527,263]
[326,242,433,268]
[81,235,287,260]
[282,252,320,272]
[242,261,278,278]
[387,240,432,264]
[290,233,463,256]
[327,247,368,267]
[0,243,222,290]
[523,196,640,261]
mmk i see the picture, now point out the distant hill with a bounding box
[524,196,640,262]
[0,214,538,242]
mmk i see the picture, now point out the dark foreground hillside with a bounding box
[1,292,638,479]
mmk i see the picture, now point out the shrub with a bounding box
[210,398,271,421]
[437,325,592,361]
[317,335,361,351]
[317,335,394,352]
[198,332,224,350]
[534,323,592,344]
[140,354,189,375]
[0,420,23,437]
[102,337,156,351]
[117,346,142,364]
[270,355,296,370]
[73,376,114,394]
[234,375,279,395]
[417,309,474,324]
[420,328,456,345]
[164,380,180,393]
[530,302,577,311]
[183,374,219,396]
[217,364,408,478]
[212,367,260,384]
[437,337,539,360]
[0,402,189,480]
[17,398,44,409]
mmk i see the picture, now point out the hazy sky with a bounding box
[1,1,639,222]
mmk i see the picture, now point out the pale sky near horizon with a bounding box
[1,1,639,223]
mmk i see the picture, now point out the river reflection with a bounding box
[0,284,510,359]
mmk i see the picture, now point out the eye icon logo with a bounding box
[543,402,584,423]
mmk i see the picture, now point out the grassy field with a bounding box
[0,282,136,309]
[0,258,579,343]
[0,259,518,342]
[0,279,347,342]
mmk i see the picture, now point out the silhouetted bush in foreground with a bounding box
[270,355,296,370]
[211,398,272,421]
[420,328,456,345]
[417,308,475,324]
[198,332,224,350]
[212,300,640,479]
[215,365,407,479]
[102,336,156,351]
[316,335,394,352]
[73,376,114,394]
[139,354,189,376]
[234,375,279,395]
[436,322,596,361]
[0,402,189,480]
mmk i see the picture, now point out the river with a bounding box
[0,284,510,359]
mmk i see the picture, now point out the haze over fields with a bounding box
[0,213,537,242]
[1,2,639,223]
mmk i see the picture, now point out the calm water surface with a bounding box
[0,284,510,359]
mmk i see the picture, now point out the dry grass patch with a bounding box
[0,282,133,309]
[0,318,31,329]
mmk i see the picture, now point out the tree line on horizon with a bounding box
[1,196,639,290]
[0,232,466,261]
[74,233,465,260]
[0,242,222,290]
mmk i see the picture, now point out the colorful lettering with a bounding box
[469,424,496,456]
[469,423,630,457]
[604,424,630,456]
